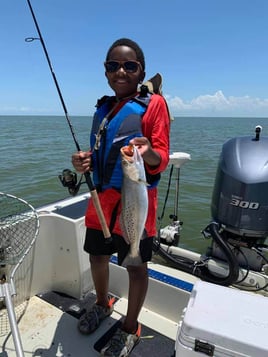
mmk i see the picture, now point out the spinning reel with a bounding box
[58,169,85,196]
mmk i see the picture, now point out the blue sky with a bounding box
[1,0,268,117]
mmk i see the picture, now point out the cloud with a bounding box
[165,91,268,117]
[2,90,268,117]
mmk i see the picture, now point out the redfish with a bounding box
[120,144,148,267]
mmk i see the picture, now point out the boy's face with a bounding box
[105,45,145,99]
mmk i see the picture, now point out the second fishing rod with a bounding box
[25,0,112,243]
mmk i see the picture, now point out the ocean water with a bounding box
[1,115,267,253]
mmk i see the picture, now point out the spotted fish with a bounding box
[120,144,148,267]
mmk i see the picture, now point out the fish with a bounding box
[120,144,148,267]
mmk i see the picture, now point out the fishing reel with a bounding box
[58,169,84,196]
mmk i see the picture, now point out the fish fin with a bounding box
[121,253,143,268]
[138,178,150,186]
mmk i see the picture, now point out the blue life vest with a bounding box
[90,93,159,191]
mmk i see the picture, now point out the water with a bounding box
[1,115,267,253]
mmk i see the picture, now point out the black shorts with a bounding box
[84,228,154,266]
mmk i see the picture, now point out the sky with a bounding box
[1,0,268,117]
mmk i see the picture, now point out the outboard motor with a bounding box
[204,125,268,280]
[155,126,268,287]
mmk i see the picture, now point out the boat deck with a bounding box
[0,193,197,356]
[0,290,176,356]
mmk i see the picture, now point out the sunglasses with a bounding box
[104,60,141,73]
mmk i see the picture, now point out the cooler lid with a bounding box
[180,280,268,356]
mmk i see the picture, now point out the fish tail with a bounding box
[121,253,143,267]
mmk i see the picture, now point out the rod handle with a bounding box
[90,189,112,242]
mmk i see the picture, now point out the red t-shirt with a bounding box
[85,94,170,237]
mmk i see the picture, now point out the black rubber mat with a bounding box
[38,291,175,356]
[37,290,97,318]
[94,319,175,356]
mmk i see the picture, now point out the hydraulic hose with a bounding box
[153,239,195,274]
[195,222,240,286]
[154,222,240,287]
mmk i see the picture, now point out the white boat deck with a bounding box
[0,280,186,356]
[0,191,199,356]
[3,192,268,356]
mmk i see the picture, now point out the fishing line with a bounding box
[25,0,112,242]
[25,0,80,151]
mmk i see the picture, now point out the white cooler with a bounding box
[175,280,268,356]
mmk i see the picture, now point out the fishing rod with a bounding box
[25,0,112,242]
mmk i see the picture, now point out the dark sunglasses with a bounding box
[104,60,141,73]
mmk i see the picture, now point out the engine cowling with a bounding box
[211,131,268,240]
